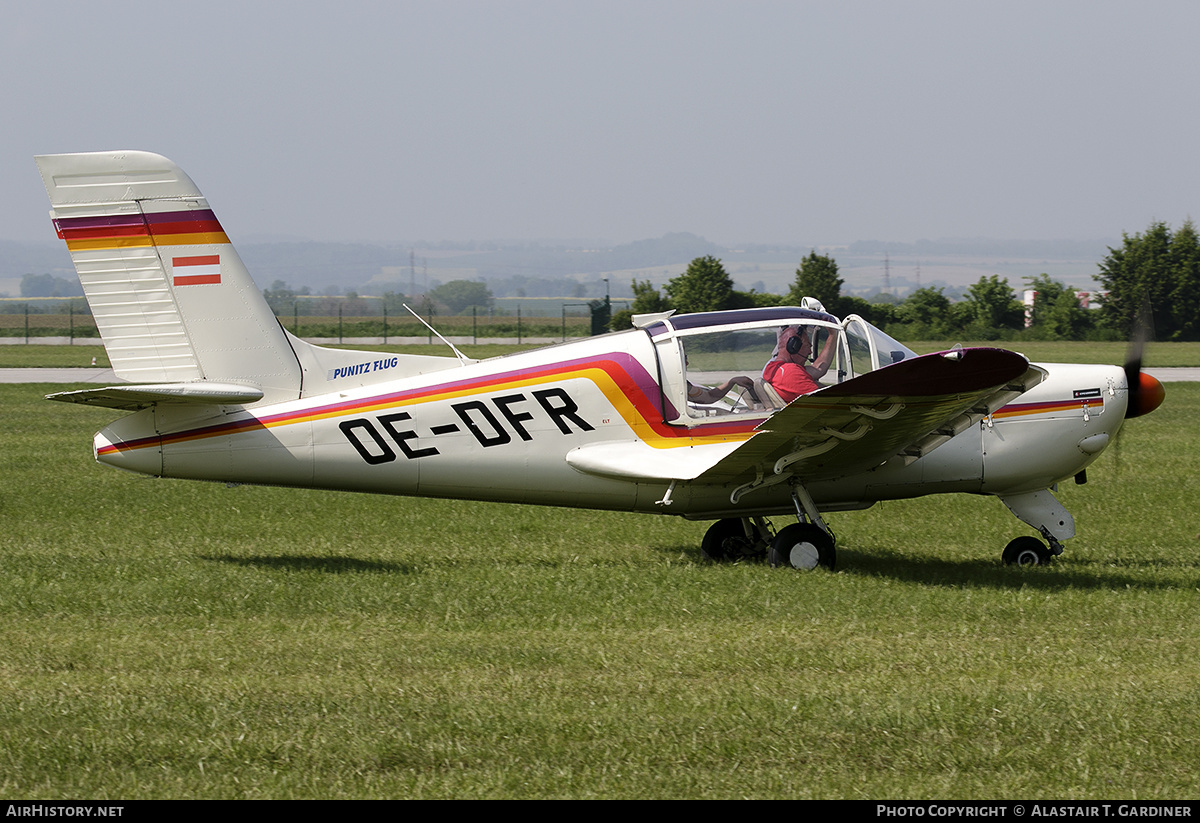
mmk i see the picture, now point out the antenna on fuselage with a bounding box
[403,304,472,365]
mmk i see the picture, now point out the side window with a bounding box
[681,329,778,418]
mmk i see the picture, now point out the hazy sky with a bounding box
[4,0,1198,248]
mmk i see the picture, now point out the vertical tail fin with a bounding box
[35,151,302,403]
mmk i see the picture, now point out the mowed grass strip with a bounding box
[0,382,1196,799]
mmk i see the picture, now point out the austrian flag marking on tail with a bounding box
[173,255,221,286]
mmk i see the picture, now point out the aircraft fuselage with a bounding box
[93,330,1132,522]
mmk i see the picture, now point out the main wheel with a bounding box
[701,518,763,562]
[1002,536,1053,566]
[769,523,835,571]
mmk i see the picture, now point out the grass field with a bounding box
[1,373,1197,798]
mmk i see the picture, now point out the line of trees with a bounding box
[20,220,1194,342]
[610,254,1066,340]
[1097,220,1200,341]
[610,220,1200,342]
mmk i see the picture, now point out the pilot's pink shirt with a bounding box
[762,359,819,402]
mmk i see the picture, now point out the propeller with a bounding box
[1123,300,1165,420]
[1106,301,1164,476]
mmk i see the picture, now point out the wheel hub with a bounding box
[1015,548,1041,566]
[788,541,820,570]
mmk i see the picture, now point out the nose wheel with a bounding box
[1002,535,1053,566]
[999,490,1071,566]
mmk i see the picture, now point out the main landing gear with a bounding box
[700,517,770,562]
[769,523,836,571]
[768,483,836,571]
[702,483,837,571]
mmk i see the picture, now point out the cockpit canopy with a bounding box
[638,306,917,424]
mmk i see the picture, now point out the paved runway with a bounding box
[2,367,1198,384]
[1147,368,1200,382]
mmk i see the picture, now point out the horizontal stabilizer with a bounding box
[46,382,265,411]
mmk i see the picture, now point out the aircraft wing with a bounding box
[697,348,1044,495]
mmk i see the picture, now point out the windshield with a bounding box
[843,315,917,377]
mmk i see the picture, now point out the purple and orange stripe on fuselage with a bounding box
[54,209,229,252]
[993,397,1100,420]
[95,354,760,458]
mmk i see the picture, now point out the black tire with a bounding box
[701,518,755,562]
[769,523,836,571]
[1002,536,1053,566]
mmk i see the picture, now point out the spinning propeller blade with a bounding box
[1123,300,1165,419]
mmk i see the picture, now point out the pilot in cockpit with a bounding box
[762,325,839,403]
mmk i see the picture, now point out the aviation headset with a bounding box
[785,327,809,355]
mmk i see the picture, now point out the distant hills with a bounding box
[0,233,1113,301]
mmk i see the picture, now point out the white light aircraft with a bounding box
[35,151,1165,570]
